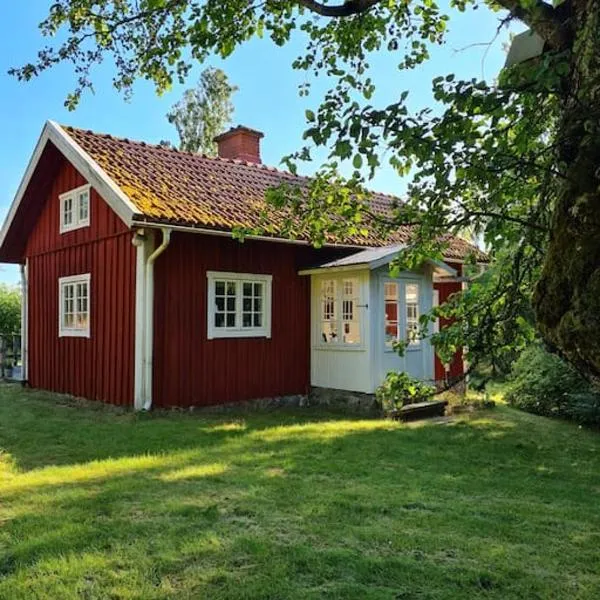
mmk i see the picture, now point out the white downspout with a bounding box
[20,260,28,382]
[132,231,147,411]
[143,228,171,410]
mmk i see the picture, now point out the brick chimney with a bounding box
[214,126,264,163]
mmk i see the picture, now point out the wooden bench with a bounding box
[389,400,448,422]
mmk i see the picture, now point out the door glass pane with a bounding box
[406,283,420,345]
[384,282,399,345]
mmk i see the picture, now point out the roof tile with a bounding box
[62,125,486,261]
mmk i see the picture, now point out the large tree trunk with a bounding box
[534,0,600,384]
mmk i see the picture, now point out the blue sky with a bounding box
[0,1,519,284]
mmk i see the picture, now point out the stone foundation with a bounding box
[171,388,381,414]
[182,394,309,413]
[308,387,381,414]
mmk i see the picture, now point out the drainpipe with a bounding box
[143,228,171,410]
[20,261,28,383]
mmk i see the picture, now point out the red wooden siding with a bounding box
[152,234,326,408]
[434,261,464,382]
[26,159,129,256]
[25,158,136,405]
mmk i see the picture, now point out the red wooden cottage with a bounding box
[0,121,483,410]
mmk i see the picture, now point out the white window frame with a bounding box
[317,275,364,350]
[206,271,272,340]
[58,273,91,338]
[384,280,400,349]
[59,184,91,233]
[405,282,421,348]
[383,278,422,351]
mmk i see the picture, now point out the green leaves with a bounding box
[166,67,237,155]
[12,0,577,376]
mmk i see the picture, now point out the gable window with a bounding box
[320,277,361,345]
[60,184,91,233]
[207,271,272,339]
[59,274,91,338]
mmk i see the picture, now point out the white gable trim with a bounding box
[0,121,138,252]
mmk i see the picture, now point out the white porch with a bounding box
[300,246,456,394]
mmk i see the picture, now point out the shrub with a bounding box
[506,344,600,426]
[376,372,435,412]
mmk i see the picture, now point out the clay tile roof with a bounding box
[62,125,487,261]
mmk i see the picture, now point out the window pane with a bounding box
[241,279,265,330]
[384,282,398,300]
[384,282,399,345]
[215,281,225,296]
[320,280,337,343]
[226,282,236,296]
[226,313,236,327]
[321,320,338,343]
[215,297,225,311]
[79,191,89,221]
[406,283,420,345]
[342,279,360,344]
[226,297,236,311]
[63,197,73,225]
[215,313,225,328]
[406,283,419,305]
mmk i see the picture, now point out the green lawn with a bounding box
[1,386,600,599]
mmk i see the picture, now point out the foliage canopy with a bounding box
[0,284,21,335]
[11,0,600,382]
[167,67,237,155]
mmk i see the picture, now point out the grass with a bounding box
[0,386,600,599]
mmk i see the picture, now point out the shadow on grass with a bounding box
[1,385,600,599]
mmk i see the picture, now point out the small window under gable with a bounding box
[207,271,272,339]
[60,184,91,233]
[59,273,91,338]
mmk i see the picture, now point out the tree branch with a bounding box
[494,0,572,50]
[296,0,382,17]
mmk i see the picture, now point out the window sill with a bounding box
[384,345,422,353]
[314,344,366,353]
[60,223,90,235]
[59,329,90,338]
[208,329,271,340]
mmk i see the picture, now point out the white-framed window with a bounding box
[383,280,421,348]
[58,274,91,338]
[384,281,399,346]
[206,271,272,339]
[60,184,91,233]
[319,277,361,346]
[433,289,440,334]
[405,283,420,345]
